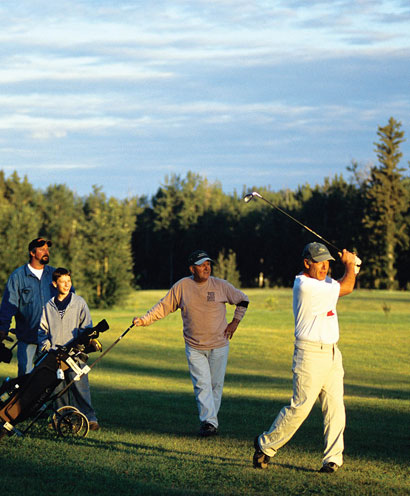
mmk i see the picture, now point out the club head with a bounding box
[243,191,262,203]
[243,193,254,203]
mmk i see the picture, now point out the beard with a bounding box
[40,255,49,265]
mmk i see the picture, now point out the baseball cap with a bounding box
[302,242,335,262]
[28,238,52,253]
[188,250,213,266]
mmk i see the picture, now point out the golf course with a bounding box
[0,288,408,496]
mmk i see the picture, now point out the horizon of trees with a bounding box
[0,117,409,308]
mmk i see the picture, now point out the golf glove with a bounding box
[354,255,362,275]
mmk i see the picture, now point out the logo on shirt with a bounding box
[207,292,215,302]
[327,310,335,317]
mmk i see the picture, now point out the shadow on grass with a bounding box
[93,351,409,399]
[0,439,234,496]
[84,349,410,467]
[344,382,409,400]
[2,353,408,486]
[83,377,410,467]
[1,382,408,496]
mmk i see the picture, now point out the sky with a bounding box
[0,0,409,200]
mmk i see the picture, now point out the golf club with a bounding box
[56,322,135,399]
[243,191,361,270]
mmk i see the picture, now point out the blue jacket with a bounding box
[0,264,57,344]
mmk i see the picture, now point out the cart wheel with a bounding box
[57,410,89,438]
[50,406,81,431]
[51,406,80,428]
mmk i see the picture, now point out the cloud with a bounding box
[0,90,408,143]
[2,163,96,171]
[0,55,174,84]
[1,1,409,77]
[0,0,408,199]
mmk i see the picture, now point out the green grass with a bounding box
[0,288,409,495]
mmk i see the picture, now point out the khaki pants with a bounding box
[259,340,345,466]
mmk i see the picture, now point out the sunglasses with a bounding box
[34,240,52,248]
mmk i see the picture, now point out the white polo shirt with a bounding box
[293,273,340,344]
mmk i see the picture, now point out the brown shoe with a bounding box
[199,422,218,437]
[253,436,270,469]
[319,462,339,473]
[89,421,100,431]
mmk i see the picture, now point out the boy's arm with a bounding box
[78,301,93,331]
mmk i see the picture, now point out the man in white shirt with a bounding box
[253,242,357,473]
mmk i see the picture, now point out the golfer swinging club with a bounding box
[133,250,249,437]
[253,242,358,473]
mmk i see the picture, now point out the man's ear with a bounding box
[189,265,195,275]
[303,259,311,270]
[52,281,57,288]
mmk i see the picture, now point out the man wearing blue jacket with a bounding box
[0,237,56,376]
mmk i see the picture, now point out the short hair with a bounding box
[52,267,71,282]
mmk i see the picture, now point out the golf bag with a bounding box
[0,319,109,440]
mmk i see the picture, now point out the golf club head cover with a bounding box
[77,319,109,345]
[90,319,109,337]
[0,342,13,364]
[83,338,103,354]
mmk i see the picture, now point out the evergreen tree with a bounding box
[362,117,407,289]
[395,176,410,288]
[212,249,241,288]
[39,184,84,269]
[72,186,134,307]
[0,172,42,290]
[149,172,222,286]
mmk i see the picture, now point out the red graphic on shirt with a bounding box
[327,310,335,317]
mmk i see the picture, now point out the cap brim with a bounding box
[312,254,335,262]
[194,257,212,265]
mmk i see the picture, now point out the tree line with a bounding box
[0,117,409,307]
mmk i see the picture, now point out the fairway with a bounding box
[0,288,409,495]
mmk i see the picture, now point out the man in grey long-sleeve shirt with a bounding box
[133,249,249,437]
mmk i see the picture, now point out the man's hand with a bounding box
[339,249,357,266]
[133,317,144,327]
[339,249,362,274]
[224,319,240,340]
[338,249,359,296]
[339,250,362,275]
